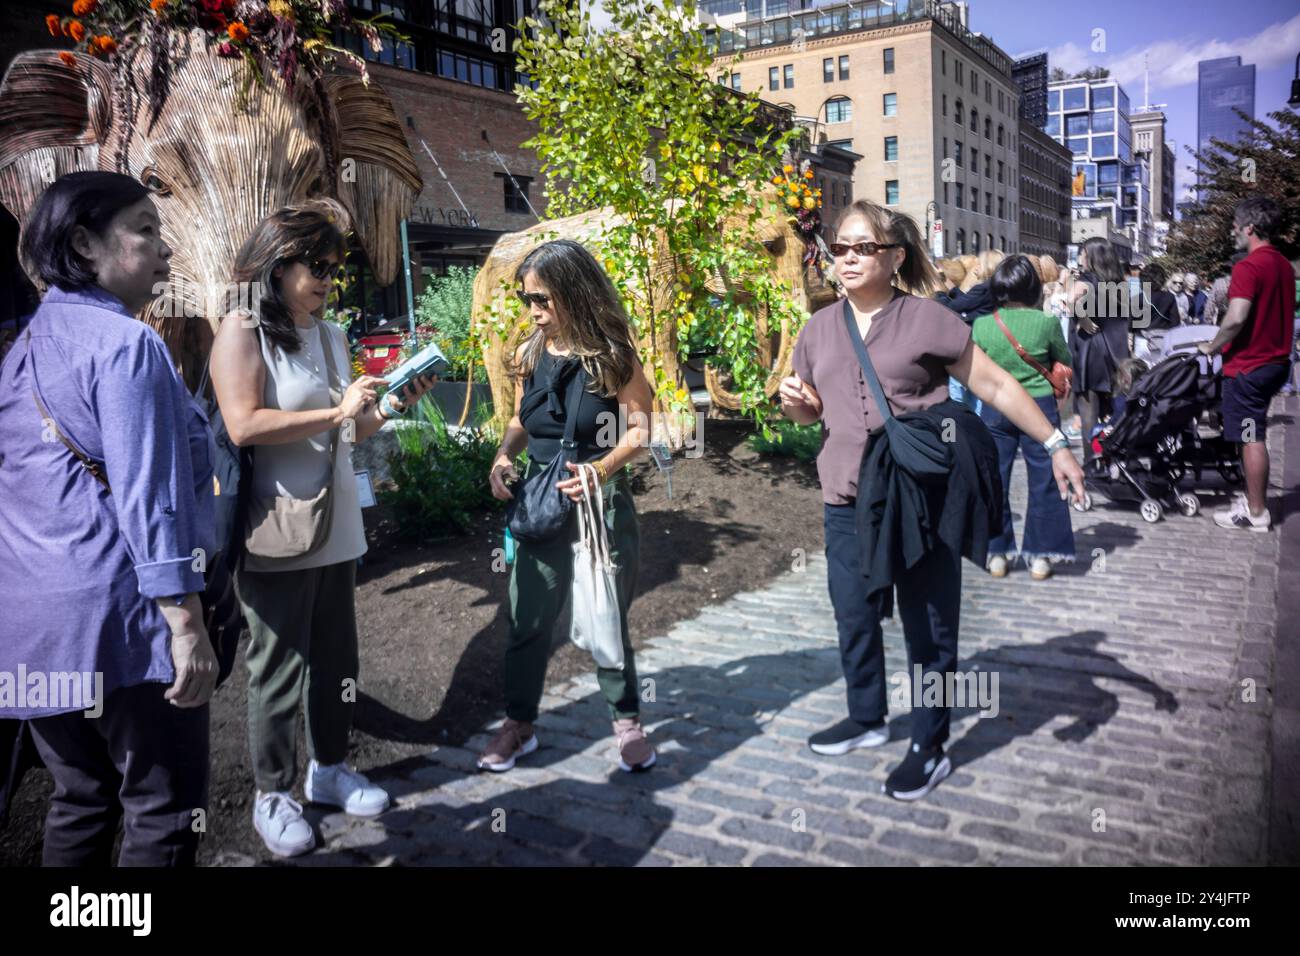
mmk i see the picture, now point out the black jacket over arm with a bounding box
[853,400,1003,621]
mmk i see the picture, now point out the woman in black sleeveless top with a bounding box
[1068,237,1132,461]
[480,239,658,774]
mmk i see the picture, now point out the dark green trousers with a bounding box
[507,462,641,724]
[235,560,359,793]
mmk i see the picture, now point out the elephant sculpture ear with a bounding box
[0,51,113,228]
[321,73,422,286]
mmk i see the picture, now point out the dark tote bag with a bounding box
[506,366,588,543]
[841,299,951,482]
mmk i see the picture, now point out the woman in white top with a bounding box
[210,201,434,858]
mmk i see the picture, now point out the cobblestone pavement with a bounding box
[223,409,1289,867]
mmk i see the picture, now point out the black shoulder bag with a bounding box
[841,299,951,482]
[506,365,588,543]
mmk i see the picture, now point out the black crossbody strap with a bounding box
[841,299,896,423]
[25,328,111,491]
[560,362,587,448]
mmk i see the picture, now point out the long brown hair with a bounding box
[833,200,942,297]
[508,239,638,398]
[231,199,350,352]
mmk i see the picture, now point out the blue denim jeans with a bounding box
[948,376,982,414]
[979,393,1076,564]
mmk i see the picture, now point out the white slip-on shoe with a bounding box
[252,791,316,858]
[305,760,390,817]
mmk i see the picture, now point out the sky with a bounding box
[586,0,1300,213]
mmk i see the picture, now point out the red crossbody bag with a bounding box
[994,310,1072,400]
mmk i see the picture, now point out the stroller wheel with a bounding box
[1072,491,1093,513]
[1177,493,1200,517]
[1140,500,1163,523]
[1219,464,1243,485]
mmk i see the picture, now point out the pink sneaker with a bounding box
[613,718,656,772]
[476,718,537,773]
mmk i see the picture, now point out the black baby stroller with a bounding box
[1077,351,1225,523]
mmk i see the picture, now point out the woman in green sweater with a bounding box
[971,254,1077,581]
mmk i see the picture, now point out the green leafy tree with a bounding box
[1162,107,1300,280]
[512,0,807,432]
[414,266,487,382]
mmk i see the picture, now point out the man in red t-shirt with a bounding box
[1199,196,1297,531]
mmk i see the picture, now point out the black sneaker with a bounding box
[808,717,889,756]
[882,743,952,801]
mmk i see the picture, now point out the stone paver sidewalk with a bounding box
[260,409,1288,867]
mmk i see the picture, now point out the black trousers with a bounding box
[824,502,963,750]
[27,681,209,867]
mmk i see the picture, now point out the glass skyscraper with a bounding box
[1197,56,1255,196]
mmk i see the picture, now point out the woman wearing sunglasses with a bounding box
[780,199,1085,801]
[209,201,436,857]
[480,239,657,774]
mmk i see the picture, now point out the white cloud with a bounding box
[1028,13,1300,93]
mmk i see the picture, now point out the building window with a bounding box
[971,70,978,93]
[825,97,852,123]
[497,172,533,214]
[840,55,850,80]
[987,232,994,250]
[984,115,991,140]
[942,50,947,76]
[885,180,899,205]
[783,64,794,89]
[882,49,893,75]
[955,140,963,167]
[997,160,1004,183]
[944,182,949,205]
[985,192,992,216]
[971,189,978,212]
[822,58,833,84]
[883,93,897,116]
[998,196,1005,219]
[955,99,964,124]
[956,60,963,85]
[997,124,1004,146]
[970,108,978,133]
[884,136,898,162]
[985,79,991,103]
[955,183,964,207]
[770,66,780,91]
[998,90,1004,112]
[972,230,981,252]
[971,148,978,174]
[1062,85,1087,111]
[956,228,965,254]
[999,235,1007,251]
[731,73,740,90]
[942,93,947,118]
[985,155,991,178]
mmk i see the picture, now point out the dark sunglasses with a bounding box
[829,241,900,258]
[304,258,345,281]
[516,290,552,309]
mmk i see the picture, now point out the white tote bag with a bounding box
[570,463,625,670]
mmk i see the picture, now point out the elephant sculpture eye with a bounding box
[140,166,172,197]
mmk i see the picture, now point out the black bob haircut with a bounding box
[21,171,153,290]
[989,253,1043,309]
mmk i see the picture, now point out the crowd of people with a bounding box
[0,169,1294,865]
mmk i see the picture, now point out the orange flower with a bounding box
[803,169,814,179]
[67,20,86,43]
[227,21,249,42]
[72,0,96,16]
[150,0,168,11]
[45,14,61,36]
[58,51,77,67]
[93,34,116,55]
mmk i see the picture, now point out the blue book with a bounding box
[384,338,450,397]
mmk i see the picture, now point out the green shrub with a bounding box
[746,420,822,462]
[413,267,487,383]
[381,398,505,540]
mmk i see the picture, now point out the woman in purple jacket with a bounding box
[0,172,216,865]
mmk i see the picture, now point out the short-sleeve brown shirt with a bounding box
[792,291,973,505]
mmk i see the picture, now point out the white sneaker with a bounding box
[1213,496,1271,532]
[252,791,316,858]
[987,555,1008,577]
[305,760,390,817]
[1030,557,1052,580]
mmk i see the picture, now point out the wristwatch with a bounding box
[379,392,404,420]
[1043,428,1070,455]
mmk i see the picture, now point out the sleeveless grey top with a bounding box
[244,319,366,572]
